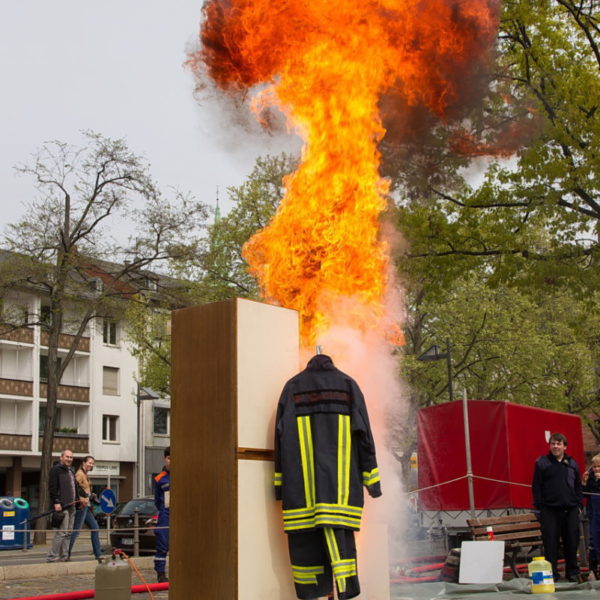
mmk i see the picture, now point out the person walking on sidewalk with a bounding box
[153,446,170,583]
[532,432,583,582]
[67,455,102,561]
[46,449,79,562]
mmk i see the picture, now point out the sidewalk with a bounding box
[0,568,167,599]
[0,536,162,599]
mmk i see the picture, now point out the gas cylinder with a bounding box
[528,556,555,593]
[95,553,132,600]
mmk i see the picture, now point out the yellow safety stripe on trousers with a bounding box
[332,558,357,577]
[291,564,325,585]
[324,527,345,593]
[337,415,351,506]
[362,467,380,486]
[273,472,282,487]
[298,416,316,508]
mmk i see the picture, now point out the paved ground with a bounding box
[0,569,168,599]
[0,534,167,599]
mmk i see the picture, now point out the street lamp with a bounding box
[416,339,453,403]
[136,385,158,497]
[417,339,475,518]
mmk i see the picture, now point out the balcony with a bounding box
[0,378,33,397]
[0,326,34,345]
[40,331,90,353]
[39,383,89,403]
[38,433,89,454]
[0,434,32,451]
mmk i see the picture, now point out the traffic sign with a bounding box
[99,489,117,514]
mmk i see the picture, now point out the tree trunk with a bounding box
[34,291,64,545]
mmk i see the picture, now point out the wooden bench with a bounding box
[467,513,542,577]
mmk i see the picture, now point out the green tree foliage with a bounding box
[395,0,600,293]
[403,275,600,410]
[387,1,600,454]
[192,153,297,300]
[129,153,295,393]
[125,296,172,395]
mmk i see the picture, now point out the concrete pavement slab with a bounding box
[0,568,168,599]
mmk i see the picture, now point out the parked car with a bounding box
[109,497,158,554]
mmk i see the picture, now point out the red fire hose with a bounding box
[3,582,169,600]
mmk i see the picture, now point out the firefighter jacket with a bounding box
[274,354,381,533]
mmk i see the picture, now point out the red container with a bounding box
[417,400,584,511]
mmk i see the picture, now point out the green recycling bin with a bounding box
[0,497,31,549]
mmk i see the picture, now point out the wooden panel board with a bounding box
[171,300,238,600]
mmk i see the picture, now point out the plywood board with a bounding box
[238,460,297,600]
[236,299,299,449]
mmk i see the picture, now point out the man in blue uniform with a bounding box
[153,446,170,583]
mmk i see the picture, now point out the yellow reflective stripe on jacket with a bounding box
[297,416,315,507]
[362,467,380,486]
[283,503,362,517]
[273,472,282,487]
[291,564,324,585]
[337,415,351,506]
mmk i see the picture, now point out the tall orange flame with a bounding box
[192,0,500,346]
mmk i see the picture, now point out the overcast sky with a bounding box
[0,1,299,231]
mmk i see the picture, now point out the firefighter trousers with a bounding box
[288,527,359,600]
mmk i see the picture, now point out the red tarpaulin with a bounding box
[417,400,584,511]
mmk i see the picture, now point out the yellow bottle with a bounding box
[528,556,555,593]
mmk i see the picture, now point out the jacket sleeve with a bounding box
[75,470,88,499]
[153,476,164,513]
[48,467,60,505]
[573,461,583,507]
[532,458,543,510]
[273,389,286,501]
[350,380,382,498]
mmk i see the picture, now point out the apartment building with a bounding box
[0,288,141,512]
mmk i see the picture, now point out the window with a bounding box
[103,320,117,345]
[39,355,62,383]
[89,278,103,293]
[102,366,119,395]
[40,305,52,327]
[38,405,62,433]
[153,407,170,435]
[102,414,119,442]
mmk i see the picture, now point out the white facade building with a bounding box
[0,288,145,510]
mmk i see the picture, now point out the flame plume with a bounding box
[192,0,500,347]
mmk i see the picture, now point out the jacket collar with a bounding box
[306,354,335,371]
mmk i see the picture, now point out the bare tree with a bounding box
[1,131,207,542]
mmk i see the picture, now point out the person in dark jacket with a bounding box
[532,432,583,581]
[153,446,170,583]
[46,449,79,562]
[583,453,600,579]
